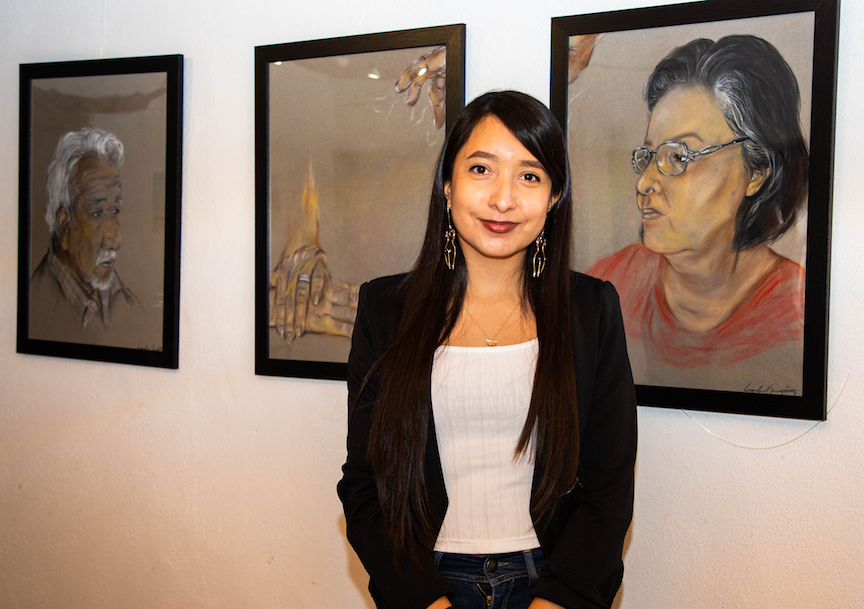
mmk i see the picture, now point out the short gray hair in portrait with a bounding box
[45,128,125,239]
[644,35,810,251]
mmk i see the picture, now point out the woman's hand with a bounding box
[426,596,452,609]
[528,599,565,609]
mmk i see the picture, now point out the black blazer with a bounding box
[338,272,637,609]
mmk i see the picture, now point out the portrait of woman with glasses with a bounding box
[588,35,810,382]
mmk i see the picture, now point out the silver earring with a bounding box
[532,229,546,278]
[444,207,457,271]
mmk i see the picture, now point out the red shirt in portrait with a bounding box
[588,243,805,369]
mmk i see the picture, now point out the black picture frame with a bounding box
[551,0,838,420]
[17,54,183,369]
[255,25,465,379]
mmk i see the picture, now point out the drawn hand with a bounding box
[269,248,358,343]
[396,45,446,129]
[268,163,359,344]
[568,33,603,83]
[306,267,359,338]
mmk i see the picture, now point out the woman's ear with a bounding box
[548,192,561,212]
[444,182,451,207]
[746,168,770,197]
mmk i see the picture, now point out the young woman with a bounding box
[338,91,637,609]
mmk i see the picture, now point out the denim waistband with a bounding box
[433,548,544,585]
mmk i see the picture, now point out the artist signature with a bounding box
[137,343,163,352]
[743,382,798,396]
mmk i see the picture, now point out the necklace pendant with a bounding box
[485,339,499,347]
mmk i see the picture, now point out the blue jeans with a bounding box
[434,548,545,609]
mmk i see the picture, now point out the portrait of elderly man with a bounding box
[29,128,142,345]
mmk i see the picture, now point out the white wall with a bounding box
[1,0,862,607]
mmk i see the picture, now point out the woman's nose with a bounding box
[489,179,517,212]
[635,160,662,200]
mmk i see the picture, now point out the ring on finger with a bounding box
[297,274,311,283]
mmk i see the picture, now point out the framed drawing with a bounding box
[17,55,183,369]
[551,0,839,419]
[255,24,465,379]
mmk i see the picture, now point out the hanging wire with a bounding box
[100,0,106,58]
[680,373,850,451]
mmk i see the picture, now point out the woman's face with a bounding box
[636,86,766,260]
[445,115,556,269]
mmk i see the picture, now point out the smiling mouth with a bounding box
[480,220,518,234]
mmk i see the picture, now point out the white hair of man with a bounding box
[45,128,124,239]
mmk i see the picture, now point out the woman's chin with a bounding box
[641,234,692,259]
[640,233,671,255]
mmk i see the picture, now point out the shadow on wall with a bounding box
[612,473,636,609]
[338,516,377,609]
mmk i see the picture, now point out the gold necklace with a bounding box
[464,301,520,346]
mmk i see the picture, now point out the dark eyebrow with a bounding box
[466,150,497,161]
[465,150,546,171]
[520,160,546,171]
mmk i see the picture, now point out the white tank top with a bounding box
[431,339,541,553]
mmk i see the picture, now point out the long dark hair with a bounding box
[363,91,579,567]
[644,35,810,250]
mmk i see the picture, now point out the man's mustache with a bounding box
[96,249,117,265]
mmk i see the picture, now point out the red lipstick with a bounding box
[480,220,517,234]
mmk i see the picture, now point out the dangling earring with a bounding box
[532,229,546,278]
[444,206,457,271]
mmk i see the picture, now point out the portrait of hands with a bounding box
[269,164,359,344]
[270,43,447,347]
